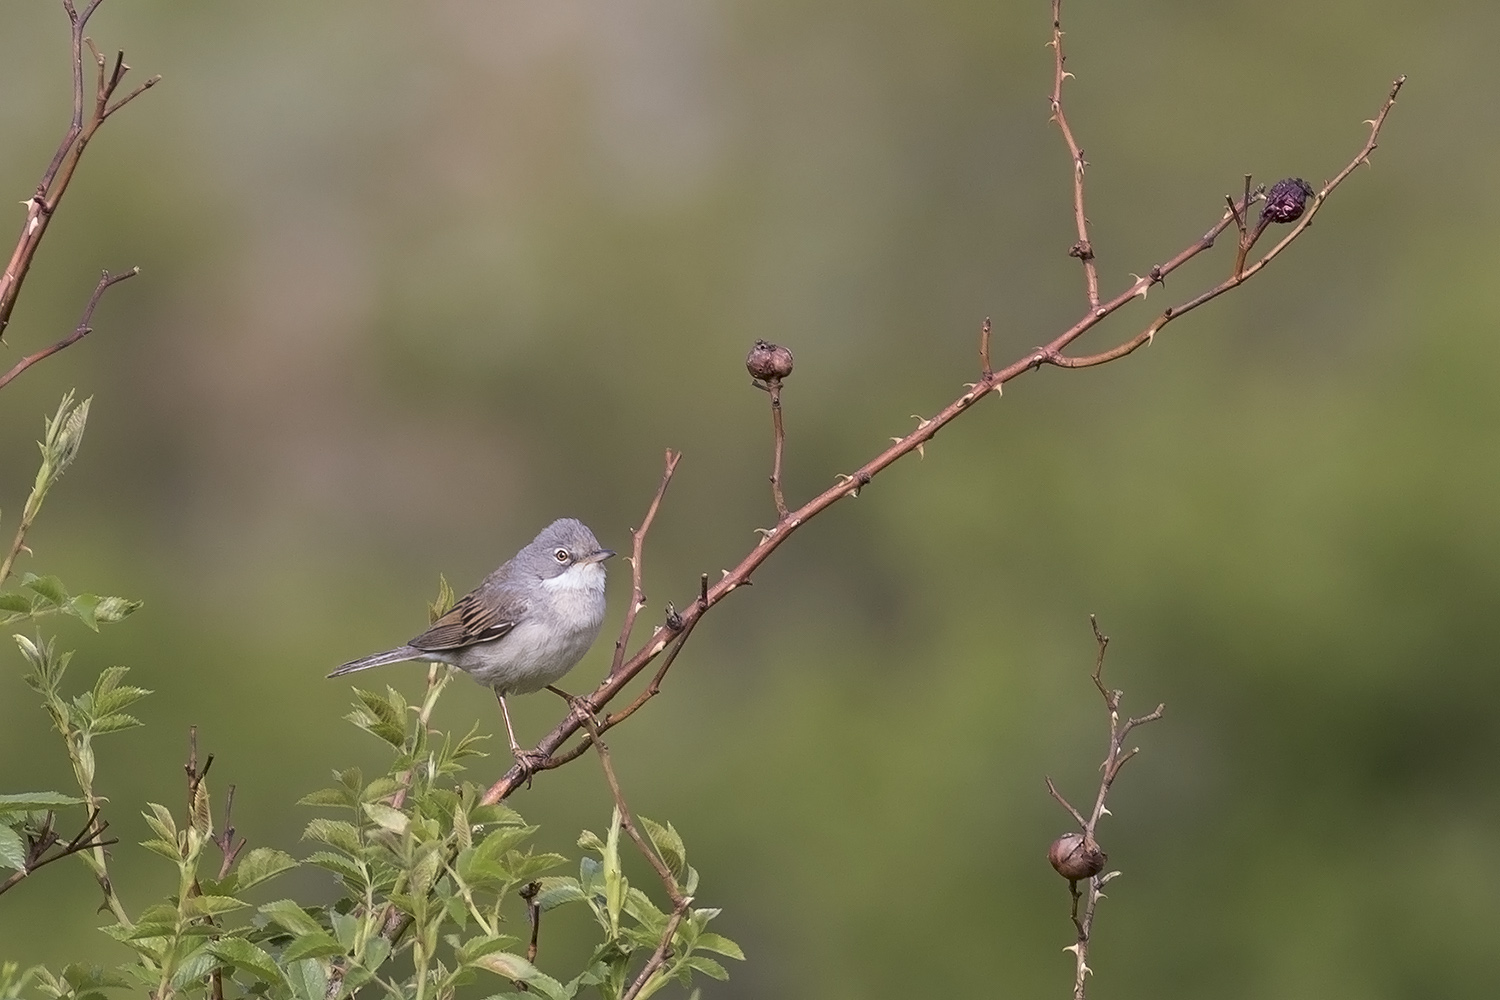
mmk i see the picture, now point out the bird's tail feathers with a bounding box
[327,645,426,678]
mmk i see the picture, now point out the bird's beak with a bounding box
[585,548,616,564]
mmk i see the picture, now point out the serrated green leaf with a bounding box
[297,787,352,808]
[0,791,84,814]
[22,575,68,606]
[0,825,27,870]
[533,877,586,911]
[92,597,141,624]
[454,935,521,964]
[0,592,33,613]
[469,953,569,1000]
[259,899,323,938]
[207,938,285,987]
[184,895,246,918]
[281,930,344,962]
[303,818,361,853]
[638,817,687,883]
[169,944,222,988]
[362,802,408,835]
[304,851,367,885]
[67,594,100,630]
[504,851,567,884]
[694,933,744,960]
[360,777,401,803]
[89,714,142,735]
[683,956,728,981]
[284,957,328,1000]
[59,964,132,992]
[234,847,297,891]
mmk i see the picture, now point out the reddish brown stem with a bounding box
[483,74,1405,807]
[609,450,681,678]
[1051,0,1099,309]
[0,0,157,342]
[0,267,138,391]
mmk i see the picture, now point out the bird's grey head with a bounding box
[520,518,614,580]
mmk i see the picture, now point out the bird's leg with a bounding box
[545,684,602,731]
[495,691,548,777]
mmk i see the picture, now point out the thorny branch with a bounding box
[1045,617,1164,1000]
[480,60,1402,807]
[1049,0,1099,308]
[610,450,681,678]
[0,0,155,375]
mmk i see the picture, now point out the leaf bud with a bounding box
[746,340,794,382]
[1048,832,1106,881]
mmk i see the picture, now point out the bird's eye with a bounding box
[553,548,569,563]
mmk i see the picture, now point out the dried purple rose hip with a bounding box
[1261,178,1316,224]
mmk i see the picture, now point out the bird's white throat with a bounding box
[539,561,607,628]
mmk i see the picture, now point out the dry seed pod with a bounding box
[746,340,794,382]
[1261,178,1315,224]
[1048,832,1106,881]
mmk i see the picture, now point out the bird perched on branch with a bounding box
[329,518,614,767]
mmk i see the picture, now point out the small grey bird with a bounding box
[329,518,614,764]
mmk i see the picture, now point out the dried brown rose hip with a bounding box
[1048,832,1106,881]
[746,340,794,382]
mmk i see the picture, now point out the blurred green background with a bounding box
[2,0,1497,996]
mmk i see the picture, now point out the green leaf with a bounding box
[207,938,286,987]
[0,825,27,870]
[694,932,744,960]
[454,935,521,964]
[283,958,328,1000]
[259,899,323,938]
[92,597,141,624]
[0,791,84,814]
[429,574,456,621]
[184,895,247,918]
[303,818,361,853]
[534,877,587,911]
[469,953,570,1000]
[304,851,367,885]
[638,817,687,883]
[0,592,33,614]
[234,847,298,890]
[281,931,344,962]
[59,964,133,992]
[169,944,222,988]
[297,787,353,808]
[89,714,143,735]
[22,575,68,606]
[683,956,728,981]
[362,802,408,835]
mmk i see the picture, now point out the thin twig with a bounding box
[1050,0,1099,309]
[581,716,683,906]
[768,381,789,520]
[2,1,157,340]
[481,69,1405,807]
[979,316,993,375]
[0,267,139,391]
[610,450,682,678]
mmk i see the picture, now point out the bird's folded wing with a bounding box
[408,589,522,650]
